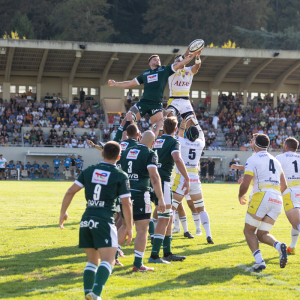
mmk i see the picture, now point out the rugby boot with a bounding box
[86,292,101,300]
[287,246,296,255]
[279,243,288,268]
[207,236,214,244]
[133,265,154,272]
[251,261,266,271]
[163,253,186,262]
[148,257,170,264]
[184,231,194,239]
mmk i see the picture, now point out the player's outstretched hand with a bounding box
[108,79,115,86]
[182,180,190,195]
[157,199,166,213]
[238,177,243,184]
[125,227,133,246]
[230,164,238,170]
[59,212,68,229]
[86,139,94,147]
[239,195,247,205]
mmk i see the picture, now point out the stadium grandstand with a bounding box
[1,38,300,179]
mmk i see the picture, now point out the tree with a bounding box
[50,0,115,42]
[7,11,35,39]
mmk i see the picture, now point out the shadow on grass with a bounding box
[15,222,79,231]
[116,265,249,298]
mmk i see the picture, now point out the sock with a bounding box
[192,213,201,230]
[297,223,300,232]
[163,235,172,255]
[172,210,176,221]
[151,234,164,257]
[273,241,282,252]
[134,250,144,268]
[149,219,155,238]
[115,245,122,259]
[253,249,264,264]
[200,211,211,238]
[290,227,300,248]
[83,263,98,296]
[180,216,188,233]
[174,212,180,229]
[92,261,112,297]
[123,121,130,131]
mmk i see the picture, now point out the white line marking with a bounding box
[238,264,300,291]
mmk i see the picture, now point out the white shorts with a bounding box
[167,98,193,116]
[163,181,172,206]
[282,188,300,212]
[172,176,202,196]
[248,191,283,221]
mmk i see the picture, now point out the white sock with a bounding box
[180,216,188,233]
[174,212,180,229]
[192,213,201,230]
[153,218,158,228]
[134,250,144,258]
[297,223,300,232]
[290,227,299,248]
[117,244,122,254]
[172,210,176,222]
[253,249,264,264]
[273,241,282,252]
[200,211,211,237]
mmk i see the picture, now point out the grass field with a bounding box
[1,181,300,300]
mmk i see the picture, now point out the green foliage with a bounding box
[50,0,115,42]
[1,181,299,299]
[6,11,35,39]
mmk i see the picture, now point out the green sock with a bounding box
[151,234,164,257]
[83,263,97,296]
[92,261,112,297]
[134,250,144,268]
[149,219,155,237]
[115,245,121,259]
[163,235,172,255]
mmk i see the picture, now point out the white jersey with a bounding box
[0,158,7,169]
[276,151,300,189]
[168,66,194,98]
[175,136,205,180]
[245,151,283,195]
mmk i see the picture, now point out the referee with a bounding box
[207,157,215,183]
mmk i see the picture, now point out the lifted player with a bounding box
[276,137,300,255]
[149,117,190,263]
[239,134,288,271]
[172,121,214,243]
[59,142,133,300]
[108,48,200,138]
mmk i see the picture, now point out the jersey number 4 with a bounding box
[269,159,276,174]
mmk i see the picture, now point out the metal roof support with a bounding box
[123,53,140,81]
[100,52,118,86]
[37,49,49,84]
[69,55,82,85]
[4,47,15,82]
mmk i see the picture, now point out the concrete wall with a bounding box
[0,147,283,177]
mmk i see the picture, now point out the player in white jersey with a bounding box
[239,134,288,271]
[276,137,300,255]
[171,122,214,244]
[166,50,204,138]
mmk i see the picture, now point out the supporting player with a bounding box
[149,117,190,263]
[166,49,204,138]
[32,161,41,179]
[276,137,300,255]
[59,142,133,300]
[41,162,50,178]
[172,121,214,243]
[53,156,61,180]
[108,48,199,138]
[119,130,165,271]
[239,134,288,271]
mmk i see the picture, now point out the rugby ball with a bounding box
[189,39,205,53]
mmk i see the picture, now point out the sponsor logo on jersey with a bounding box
[154,139,165,148]
[92,169,111,185]
[87,200,105,207]
[120,142,129,151]
[174,81,190,86]
[126,149,140,159]
[147,74,158,83]
[268,197,282,204]
[80,219,99,229]
[126,179,130,189]
[128,174,139,179]
[296,193,300,198]
[152,154,158,164]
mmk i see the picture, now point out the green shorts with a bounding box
[79,214,118,249]
[131,190,152,216]
[153,180,172,206]
[135,100,163,117]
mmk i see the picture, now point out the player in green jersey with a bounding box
[108,47,199,138]
[59,142,133,300]
[149,117,190,263]
[118,130,165,271]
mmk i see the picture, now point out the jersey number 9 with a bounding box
[93,184,102,200]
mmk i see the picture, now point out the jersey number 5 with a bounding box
[93,184,102,200]
[269,159,276,174]
[189,149,196,160]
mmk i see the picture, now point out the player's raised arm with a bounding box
[108,78,138,88]
[59,183,82,229]
[172,51,197,72]
[178,119,186,138]
[191,51,202,74]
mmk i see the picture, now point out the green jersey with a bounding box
[153,134,180,181]
[119,143,158,192]
[120,138,138,152]
[135,65,175,103]
[76,161,131,222]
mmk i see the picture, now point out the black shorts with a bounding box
[201,171,206,176]
[133,213,151,221]
[0,168,5,173]
[54,167,60,171]
[208,170,214,176]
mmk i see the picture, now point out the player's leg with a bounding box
[149,207,158,242]
[150,111,164,138]
[285,208,300,254]
[84,248,100,297]
[123,104,141,130]
[186,196,202,236]
[134,217,154,271]
[172,202,182,233]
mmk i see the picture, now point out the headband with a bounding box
[255,142,268,149]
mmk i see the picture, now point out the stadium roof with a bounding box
[0,39,300,87]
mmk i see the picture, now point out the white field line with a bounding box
[237,264,300,291]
